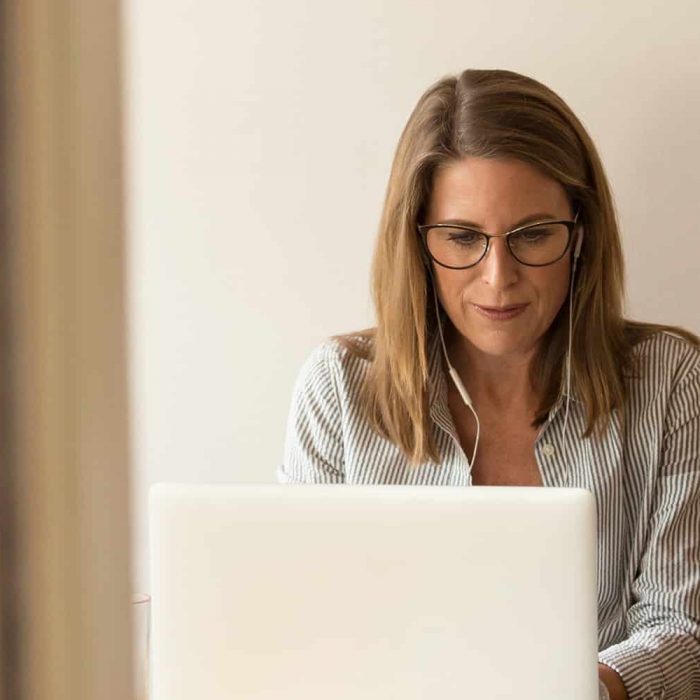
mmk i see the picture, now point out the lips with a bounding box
[472,303,529,321]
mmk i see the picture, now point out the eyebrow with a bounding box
[435,212,559,230]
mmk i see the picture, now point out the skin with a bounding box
[425,155,574,395]
[424,156,628,700]
[425,156,572,487]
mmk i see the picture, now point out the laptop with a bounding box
[149,483,599,700]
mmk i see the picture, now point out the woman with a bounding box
[278,69,700,700]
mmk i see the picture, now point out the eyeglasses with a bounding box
[417,209,580,269]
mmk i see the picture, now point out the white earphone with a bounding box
[563,218,583,439]
[430,273,481,469]
[574,227,583,260]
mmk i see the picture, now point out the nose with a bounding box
[479,236,519,289]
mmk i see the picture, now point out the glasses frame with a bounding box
[417,208,581,269]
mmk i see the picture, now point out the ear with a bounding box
[416,231,432,268]
[419,245,431,268]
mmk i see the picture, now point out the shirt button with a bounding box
[541,443,555,457]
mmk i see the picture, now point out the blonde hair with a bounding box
[338,68,698,466]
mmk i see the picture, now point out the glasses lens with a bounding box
[508,223,570,265]
[426,227,487,268]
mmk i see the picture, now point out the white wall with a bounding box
[123,0,700,592]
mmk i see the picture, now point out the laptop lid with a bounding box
[149,483,599,700]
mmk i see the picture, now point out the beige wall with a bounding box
[123,0,700,590]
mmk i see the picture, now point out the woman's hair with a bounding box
[337,68,698,466]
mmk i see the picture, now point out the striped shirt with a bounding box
[278,330,700,700]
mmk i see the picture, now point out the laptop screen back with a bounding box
[149,483,599,700]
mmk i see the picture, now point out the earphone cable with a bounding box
[430,274,481,470]
[562,256,578,441]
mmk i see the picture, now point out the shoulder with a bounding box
[292,332,374,402]
[625,331,700,422]
[629,330,700,388]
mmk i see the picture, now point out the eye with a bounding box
[443,228,483,246]
[510,226,555,244]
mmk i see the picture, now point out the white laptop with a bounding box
[149,483,599,700]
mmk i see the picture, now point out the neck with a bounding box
[445,331,540,413]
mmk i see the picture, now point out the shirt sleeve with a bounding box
[598,352,700,699]
[277,343,345,484]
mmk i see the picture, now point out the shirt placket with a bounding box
[533,396,574,488]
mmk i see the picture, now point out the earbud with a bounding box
[573,229,583,260]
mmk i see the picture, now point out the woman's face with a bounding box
[425,156,575,364]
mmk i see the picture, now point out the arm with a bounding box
[597,354,700,699]
[599,662,628,700]
[277,343,346,484]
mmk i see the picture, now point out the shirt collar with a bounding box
[426,333,454,432]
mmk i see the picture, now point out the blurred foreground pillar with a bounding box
[0,0,135,698]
